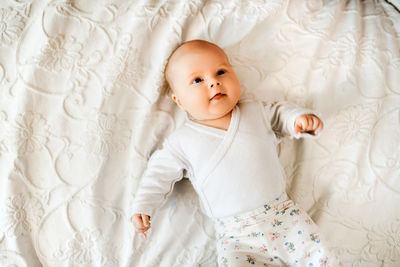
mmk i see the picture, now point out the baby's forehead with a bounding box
[177,43,221,58]
[165,40,229,83]
[170,42,228,67]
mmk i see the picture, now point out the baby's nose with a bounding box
[209,82,221,88]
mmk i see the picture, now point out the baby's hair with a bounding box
[163,39,223,96]
[163,43,183,96]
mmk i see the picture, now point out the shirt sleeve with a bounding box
[262,101,322,140]
[131,138,187,218]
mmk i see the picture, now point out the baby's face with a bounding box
[166,42,241,121]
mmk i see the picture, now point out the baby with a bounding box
[131,40,341,266]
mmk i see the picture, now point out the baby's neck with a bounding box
[193,110,232,131]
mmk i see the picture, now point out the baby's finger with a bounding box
[136,225,149,231]
[299,116,310,132]
[294,117,306,133]
[294,124,302,134]
[134,227,147,238]
[307,116,315,131]
[131,214,143,227]
[142,214,150,227]
[302,117,310,131]
[312,116,319,130]
[315,120,323,134]
[309,117,319,134]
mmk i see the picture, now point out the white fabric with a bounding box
[1,1,400,266]
[132,100,317,219]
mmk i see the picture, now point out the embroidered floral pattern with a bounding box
[84,113,131,155]
[0,250,28,267]
[233,0,283,20]
[3,193,44,237]
[13,112,49,154]
[328,34,376,67]
[0,7,25,46]
[54,228,117,267]
[365,220,400,261]
[37,35,82,72]
[331,104,377,145]
[174,246,217,267]
[108,48,144,92]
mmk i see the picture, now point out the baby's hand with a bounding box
[294,114,323,135]
[131,213,151,238]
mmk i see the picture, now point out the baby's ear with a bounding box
[171,94,186,112]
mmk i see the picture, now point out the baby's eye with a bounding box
[217,70,226,75]
[192,78,203,84]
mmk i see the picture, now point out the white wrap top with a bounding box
[131,100,318,219]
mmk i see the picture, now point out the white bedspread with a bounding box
[1,0,399,266]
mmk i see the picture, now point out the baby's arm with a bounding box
[263,101,323,139]
[131,138,186,238]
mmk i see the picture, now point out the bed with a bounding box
[1,0,399,266]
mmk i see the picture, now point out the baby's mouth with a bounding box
[210,93,226,101]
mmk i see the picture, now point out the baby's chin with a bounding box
[208,108,234,120]
[211,100,237,113]
[188,101,235,119]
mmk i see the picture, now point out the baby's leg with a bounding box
[215,219,287,267]
[281,204,342,266]
[216,249,284,267]
[258,200,342,267]
[213,197,342,266]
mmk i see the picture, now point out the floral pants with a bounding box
[213,193,342,267]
